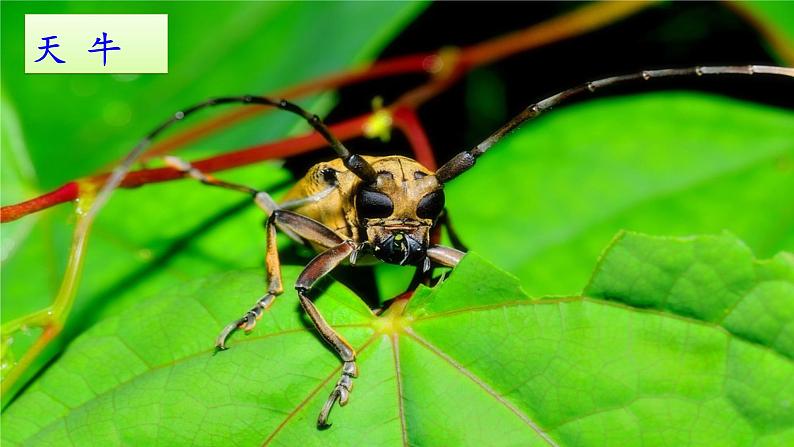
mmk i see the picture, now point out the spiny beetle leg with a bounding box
[215,293,277,350]
[216,210,346,351]
[164,155,278,215]
[217,214,284,350]
[426,244,465,268]
[318,360,358,428]
[295,241,359,427]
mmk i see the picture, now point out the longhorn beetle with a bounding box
[111,65,793,427]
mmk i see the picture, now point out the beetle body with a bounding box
[281,155,444,267]
[155,64,793,428]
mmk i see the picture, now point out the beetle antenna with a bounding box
[173,96,377,182]
[435,65,794,183]
[79,96,378,241]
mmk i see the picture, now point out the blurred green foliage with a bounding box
[1,1,422,185]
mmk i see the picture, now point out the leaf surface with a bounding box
[3,232,792,446]
[0,1,426,398]
[446,93,794,296]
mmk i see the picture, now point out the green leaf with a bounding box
[0,1,425,186]
[1,0,426,401]
[585,231,794,359]
[4,232,792,445]
[446,93,794,297]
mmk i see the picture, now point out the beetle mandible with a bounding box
[117,65,793,427]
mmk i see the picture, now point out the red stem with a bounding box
[145,2,649,159]
[2,2,651,222]
[458,1,650,67]
[141,53,432,160]
[1,183,79,223]
[111,114,370,188]
[392,106,437,170]
[1,115,370,223]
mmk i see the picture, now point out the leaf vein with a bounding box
[390,334,408,447]
[260,334,379,446]
[22,326,363,444]
[404,329,559,447]
[412,297,794,361]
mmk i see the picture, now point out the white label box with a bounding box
[25,14,168,74]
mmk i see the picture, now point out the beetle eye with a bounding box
[356,188,394,219]
[416,190,445,219]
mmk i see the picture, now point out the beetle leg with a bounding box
[167,154,361,424]
[166,158,349,348]
[216,210,348,349]
[294,241,359,428]
[407,245,464,290]
[164,157,348,249]
[272,209,345,247]
[164,156,279,214]
[426,245,465,268]
[216,213,284,349]
[278,185,336,210]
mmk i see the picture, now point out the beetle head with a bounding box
[355,157,444,266]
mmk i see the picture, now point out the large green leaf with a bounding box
[446,93,794,297]
[0,0,426,401]
[3,232,792,445]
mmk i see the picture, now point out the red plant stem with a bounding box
[392,106,437,170]
[2,2,652,223]
[144,2,650,159]
[0,115,370,223]
[1,108,450,222]
[0,182,79,223]
[458,1,651,67]
[280,54,435,98]
[1,108,446,223]
[141,53,432,161]
[111,114,371,188]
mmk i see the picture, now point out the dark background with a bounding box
[283,1,794,302]
[288,2,793,175]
